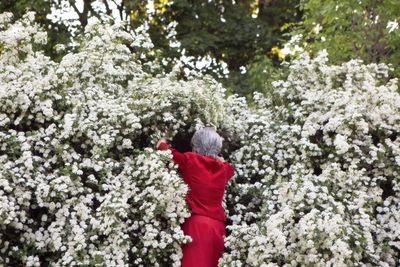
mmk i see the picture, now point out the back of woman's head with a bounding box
[191,127,222,158]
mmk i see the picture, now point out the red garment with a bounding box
[181,215,225,267]
[157,141,234,267]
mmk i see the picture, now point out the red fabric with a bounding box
[157,141,234,267]
[157,141,234,222]
[181,215,225,267]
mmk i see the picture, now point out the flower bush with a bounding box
[0,12,228,266]
[221,52,400,266]
[1,12,399,267]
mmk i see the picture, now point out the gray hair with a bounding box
[191,127,222,158]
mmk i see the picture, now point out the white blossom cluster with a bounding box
[220,52,400,266]
[0,12,229,266]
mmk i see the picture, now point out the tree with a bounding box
[129,0,302,76]
[289,0,400,77]
[1,0,303,94]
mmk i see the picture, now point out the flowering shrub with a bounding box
[221,52,400,266]
[1,12,399,267]
[0,13,228,266]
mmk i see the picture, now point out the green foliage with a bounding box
[223,55,289,100]
[292,0,400,77]
[177,0,300,68]
[128,0,302,92]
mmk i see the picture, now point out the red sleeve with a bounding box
[157,141,188,168]
[157,142,170,151]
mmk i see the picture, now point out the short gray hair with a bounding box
[191,127,222,158]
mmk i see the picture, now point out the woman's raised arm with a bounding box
[156,139,188,168]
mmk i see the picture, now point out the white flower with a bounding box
[33,31,47,44]
[312,23,322,34]
[387,20,399,33]
[334,134,350,154]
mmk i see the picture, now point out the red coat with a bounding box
[157,141,234,267]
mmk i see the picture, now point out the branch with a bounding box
[116,0,125,22]
[103,0,112,16]
[259,0,265,14]
[69,0,82,16]
[88,3,103,20]
[68,0,90,29]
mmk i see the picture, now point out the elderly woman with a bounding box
[157,127,234,267]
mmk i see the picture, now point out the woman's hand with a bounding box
[216,156,225,162]
[156,138,167,149]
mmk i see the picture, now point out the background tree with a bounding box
[290,0,400,77]
[127,0,302,94]
[0,0,302,96]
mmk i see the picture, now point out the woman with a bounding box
[156,127,234,267]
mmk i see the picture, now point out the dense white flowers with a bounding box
[0,13,226,266]
[220,52,400,266]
